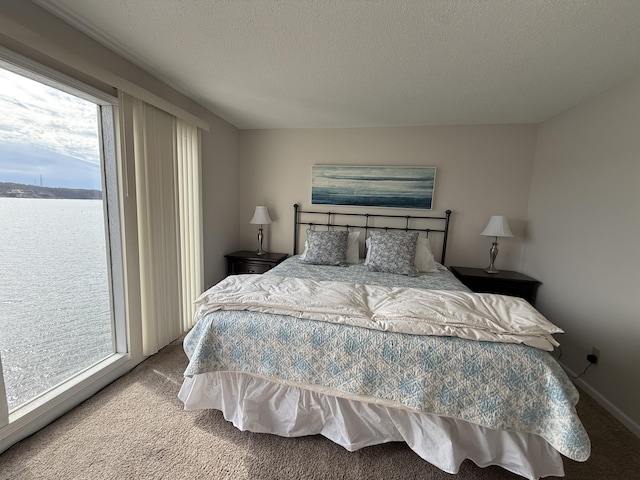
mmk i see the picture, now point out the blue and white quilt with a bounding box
[183,257,590,462]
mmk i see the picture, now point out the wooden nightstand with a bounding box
[449,266,542,306]
[225,250,288,275]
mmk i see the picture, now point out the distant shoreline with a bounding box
[0,182,101,200]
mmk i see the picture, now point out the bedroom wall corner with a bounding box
[523,73,640,436]
[200,119,241,289]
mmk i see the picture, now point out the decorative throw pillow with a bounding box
[300,231,360,263]
[365,233,438,272]
[300,230,349,265]
[366,231,419,276]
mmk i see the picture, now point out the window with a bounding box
[0,54,125,419]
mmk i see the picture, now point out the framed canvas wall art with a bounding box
[311,165,436,210]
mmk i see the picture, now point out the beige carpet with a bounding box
[1,338,639,480]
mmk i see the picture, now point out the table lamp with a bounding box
[250,206,272,255]
[481,215,513,274]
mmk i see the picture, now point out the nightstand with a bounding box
[449,266,542,306]
[225,250,288,275]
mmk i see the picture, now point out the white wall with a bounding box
[201,120,240,288]
[239,125,538,269]
[524,74,640,433]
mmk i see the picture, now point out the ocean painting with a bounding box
[312,165,436,210]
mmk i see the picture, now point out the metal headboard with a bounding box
[293,204,453,265]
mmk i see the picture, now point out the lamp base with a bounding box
[256,227,266,256]
[484,240,500,274]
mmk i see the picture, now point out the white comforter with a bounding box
[194,274,562,351]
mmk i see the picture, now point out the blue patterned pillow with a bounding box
[300,230,349,265]
[366,231,419,276]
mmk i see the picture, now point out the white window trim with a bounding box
[0,46,117,105]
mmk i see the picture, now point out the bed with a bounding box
[179,205,590,479]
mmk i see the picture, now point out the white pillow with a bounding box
[365,233,437,272]
[415,235,438,272]
[301,231,360,264]
[345,231,360,263]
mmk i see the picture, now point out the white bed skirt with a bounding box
[178,372,564,480]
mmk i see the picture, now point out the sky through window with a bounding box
[0,67,100,189]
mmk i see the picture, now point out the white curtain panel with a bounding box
[126,95,202,355]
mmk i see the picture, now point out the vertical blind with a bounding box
[176,119,203,333]
[125,94,203,356]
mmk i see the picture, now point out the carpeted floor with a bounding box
[1,337,638,480]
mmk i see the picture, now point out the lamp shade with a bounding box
[250,206,272,225]
[481,216,513,237]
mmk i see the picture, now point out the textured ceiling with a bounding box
[34,0,640,129]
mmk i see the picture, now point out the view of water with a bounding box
[0,198,113,411]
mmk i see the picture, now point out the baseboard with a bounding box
[561,362,640,439]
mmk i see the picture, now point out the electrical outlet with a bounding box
[592,347,601,361]
[587,346,602,365]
